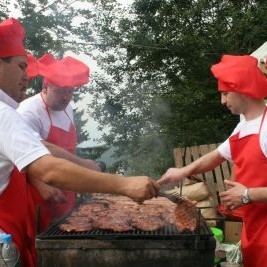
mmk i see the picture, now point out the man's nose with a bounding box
[22,72,29,83]
[221,95,226,105]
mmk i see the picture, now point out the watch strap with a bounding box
[242,188,250,204]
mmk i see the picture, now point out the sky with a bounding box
[117,0,133,6]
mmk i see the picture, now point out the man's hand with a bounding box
[219,180,247,210]
[123,176,159,203]
[29,178,68,203]
[86,159,102,172]
[157,168,185,189]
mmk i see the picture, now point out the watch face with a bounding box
[242,197,249,204]
[242,196,249,204]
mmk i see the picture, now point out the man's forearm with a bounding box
[42,141,101,171]
[26,154,158,203]
[28,155,128,193]
[182,149,224,177]
[248,187,267,203]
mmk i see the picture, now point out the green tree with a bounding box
[88,0,267,176]
[0,1,9,18]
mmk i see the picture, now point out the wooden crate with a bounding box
[173,143,232,206]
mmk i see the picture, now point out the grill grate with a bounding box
[38,214,213,240]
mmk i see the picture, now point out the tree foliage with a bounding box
[88,0,267,176]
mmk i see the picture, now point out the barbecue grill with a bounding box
[37,206,216,267]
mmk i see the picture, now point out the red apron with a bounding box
[0,167,37,267]
[37,95,77,232]
[230,108,267,267]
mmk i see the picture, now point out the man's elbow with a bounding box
[26,154,60,185]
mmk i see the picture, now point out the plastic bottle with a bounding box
[0,230,5,267]
[0,234,20,267]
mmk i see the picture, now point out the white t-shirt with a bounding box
[0,89,50,195]
[218,113,267,161]
[17,93,74,140]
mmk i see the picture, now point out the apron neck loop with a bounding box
[259,107,267,133]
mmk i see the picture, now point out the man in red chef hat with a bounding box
[18,54,101,232]
[158,55,267,267]
[0,17,159,267]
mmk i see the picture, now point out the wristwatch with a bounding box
[241,188,250,204]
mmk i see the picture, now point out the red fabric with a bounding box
[229,108,267,267]
[27,54,38,78]
[42,56,89,87]
[0,18,26,57]
[0,167,37,267]
[38,54,55,65]
[218,204,243,221]
[36,94,77,233]
[27,54,55,78]
[211,55,267,99]
[27,53,89,88]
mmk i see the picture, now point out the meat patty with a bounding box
[59,220,95,232]
[96,209,134,232]
[131,215,166,231]
[173,200,197,232]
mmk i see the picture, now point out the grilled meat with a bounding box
[131,215,166,231]
[174,200,197,232]
[57,194,198,233]
[96,209,134,232]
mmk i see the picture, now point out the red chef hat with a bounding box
[211,55,267,99]
[27,54,38,78]
[27,53,57,78]
[0,18,26,58]
[38,53,56,65]
[40,55,89,88]
[27,53,90,88]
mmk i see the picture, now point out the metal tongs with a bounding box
[158,191,194,206]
